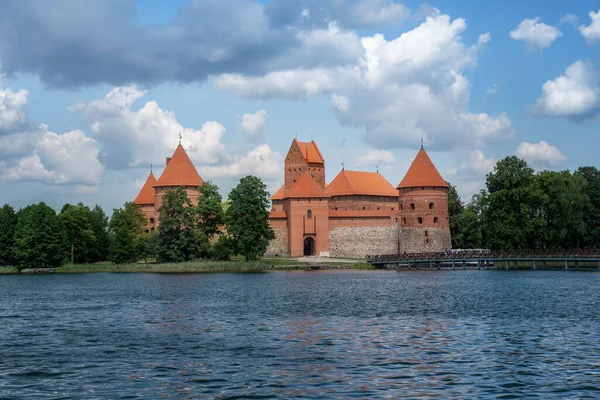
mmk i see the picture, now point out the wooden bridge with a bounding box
[367,249,600,271]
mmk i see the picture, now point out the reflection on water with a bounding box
[1,271,599,398]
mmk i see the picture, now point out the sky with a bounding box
[0,0,599,213]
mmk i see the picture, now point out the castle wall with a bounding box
[285,197,330,257]
[398,227,451,253]
[266,224,289,255]
[329,224,398,258]
[329,195,397,212]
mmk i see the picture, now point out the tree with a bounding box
[226,175,275,261]
[0,204,18,265]
[13,203,67,268]
[196,181,224,239]
[109,202,146,264]
[447,184,465,248]
[485,156,544,250]
[60,203,96,264]
[156,187,208,262]
[575,166,600,248]
[138,231,158,263]
[89,205,110,263]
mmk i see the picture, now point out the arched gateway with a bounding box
[303,237,316,256]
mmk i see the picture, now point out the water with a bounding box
[1,271,599,399]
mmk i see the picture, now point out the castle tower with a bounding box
[153,144,204,225]
[284,139,325,192]
[397,145,451,253]
[133,171,158,233]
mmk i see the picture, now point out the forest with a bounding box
[0,176,274,269]
[1,156,599,269]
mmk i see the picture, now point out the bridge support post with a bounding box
[452,260,455,270]
[462,261,466,270]
[564,260,568,270]
[429,261,433,269]
[505,260,509,270]
[575,260,579,270]
[543,260,547,269]
[533,260,537,270]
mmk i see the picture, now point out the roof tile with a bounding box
[397,147,448,188]
[326,170,398,197]
[154,145,204,188]
[295,139,324,164]
[133,172,157,205]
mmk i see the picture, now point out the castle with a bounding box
[134,139,451,258]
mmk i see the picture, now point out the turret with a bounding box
[397,145,451,252]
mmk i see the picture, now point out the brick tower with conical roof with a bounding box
[134,171,158,232]
[397,145,451,253]
[153,144,204,226]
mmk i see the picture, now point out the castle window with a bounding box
[377,207,380,210]
[394,218,398,222]
[145,229,149,234]
[426,238,430,243]
[402,218,407,224]
[425,230,428,237]
[150,218,155,224]
[334,207,338,210]
[429,202,434,209]
[151,227,155,231]
[411,203,415,210]
[363,207,366,210]
[418,217,423,224]
[400,204,403,210]
[434,217,439,223]
[391,208,394,211]
[307,210,312,218]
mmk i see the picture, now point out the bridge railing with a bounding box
[367,249,600,263]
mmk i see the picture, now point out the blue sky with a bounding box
[0,0,599,213]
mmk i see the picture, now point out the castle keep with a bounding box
[267,139,451,258]
[134,139,451,257]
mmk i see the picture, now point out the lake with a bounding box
[1,271,599,398]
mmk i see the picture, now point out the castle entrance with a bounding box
[303,237,315,256]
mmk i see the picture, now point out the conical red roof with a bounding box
[154,145,204,188]
[326,170,398,197]
[398,147,448,188]
[286,172,327,198]
[133,172,157,205]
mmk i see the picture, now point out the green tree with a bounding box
[156,187,208,262]
[138,231,158,263]
[0,204,18,265]
[13,203,67,268]
[485,156,544,250]
[109,202,146,264]
[447,184,465,248]
[197,181,224,239]
[226,176,275,261]
[60,203,96,264]
[89,205,110,263]
[575,166,600,248]
[535,170,590,249]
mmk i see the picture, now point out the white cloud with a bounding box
[558,13,579,27]
[0,87,29,134]
[344,0,410,27]
[515,140,566,168]
[1,128,103,185]
[534,60,599,120]
[214,12,514,152]
[509,18,562,50]
[446,150,496,180]
[356,149,396,166]
[579,10,600,42]
[200,144,283,183]
[486,83,500,95]
[70,86,229,169]
[240,109,268,141]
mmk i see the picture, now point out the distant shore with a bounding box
[0,259,373,275]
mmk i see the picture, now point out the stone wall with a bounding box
[329,225,398,258]
[266,226,288,256]
[398,226,451,253]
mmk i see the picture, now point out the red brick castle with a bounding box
[134,139,451,258]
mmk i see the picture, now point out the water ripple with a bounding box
[0,271,599,398]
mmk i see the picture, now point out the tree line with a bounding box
[0,176,274,268]
[449,156,600,250]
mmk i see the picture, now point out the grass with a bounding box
[0,266,19,274]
